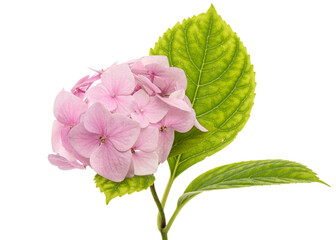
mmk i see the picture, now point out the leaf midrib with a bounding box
[191,15,212,107]
[171,13,213,179]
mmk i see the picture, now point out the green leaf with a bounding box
[150,5,256,178]
[178,160,328,206]
[94,174,155,204]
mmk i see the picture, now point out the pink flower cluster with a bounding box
[48,56,206,182]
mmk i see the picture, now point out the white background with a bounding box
[1,0,335,239]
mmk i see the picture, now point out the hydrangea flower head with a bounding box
[48,55,206,182]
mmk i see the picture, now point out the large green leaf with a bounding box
[150,5,256,178]
[178,160,328,207]
[94,174,155,204]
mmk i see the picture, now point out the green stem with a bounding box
[163,194,198,233]
[160,231,168,240]
[157,155,181,228]
[161,176,174,208]
[150,184,166,229]
[162,205,182,234]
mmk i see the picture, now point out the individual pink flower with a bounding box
[68,103,140,182]
[53,90,88,152]
[131,56,187,96]
[131,89,169,128]
[127,127,159,177]
[155,104,207,162]
[48,120,87,170]
[49,91,89,169]
[155,107,195,162]
[71,74,101,99]
[86,63,135,115]
[131,55,170,78]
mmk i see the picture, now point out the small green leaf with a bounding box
[94,174,155,204]
[150,5,256,178]
[178,160,328,206]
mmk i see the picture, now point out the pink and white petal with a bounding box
[157,128,175,163]
[170,89,185,100]
[141,55,169,68]
[72,75,90,90]
[60,125,73,152]
[86,84,117,111]
[162,67,188,91]
[126,161,135,178]
[195,117,208,132]
[53,90,87,125]
[129,60,147,76]
[90,141,132,182]
[135,75,161,95]
[51,120,63,153]
[73,150,91,167]
[83,103,112,135]
[144,96,169,123]
[131,112,149,128]
[106,114,140,152]
[68,122,101,158]
[153,67,187,94]
[180,96,207,132]
[101,63,135,96]
[48,154,84,170]
[135,127,159,152]
[114,95,135,116]
[132,151,159,175]
[71,75,90,99]
[133,89,149,108]
[71,74,100,98]
[163,108,195,133]
[152,76,167,93]
[157,95,191,112]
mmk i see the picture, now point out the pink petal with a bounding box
[183,96,208,132]
[48,154,84,170]
[144,96,169,123]
[71,74,101,99]
[195,118,208,132]
[162,107,195,133]
[101,63,135,96]
[73,151,91,167]
[86,84,118,111]
[68,122,101,158]
[134,127,159,152]
[106,114,140,152]
[51,120,63,153]
[153,68,187,95]
[83,103,112,135]
[131,111,149,128]
[158,90,191,112]
[53,90,87,126]
[130,60,147,76]
[161,67,187,91]
[126,161,135,178]
[114,95,134,115]
[71,75,90,99]
[157,128,174,163]
[90,141,132,182]
[141,55,170,68]
[132,151,158,175]
[133,89,149,108]
[60,125,73,152]
[135,75,161,95]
